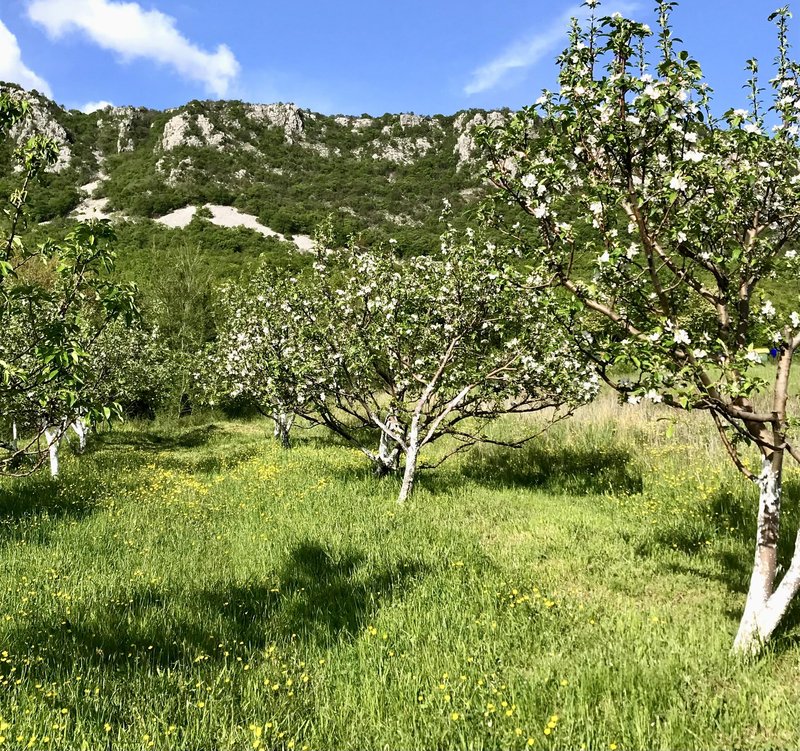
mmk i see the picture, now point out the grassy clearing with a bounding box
[1,398,800,749]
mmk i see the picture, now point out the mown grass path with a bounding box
[1,410,799,749]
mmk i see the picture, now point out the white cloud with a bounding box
[464,2,640,95]
[82,100,114,113]
[0,17,52,96]
[27,0,240,97]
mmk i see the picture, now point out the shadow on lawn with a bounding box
[634,477,800,649]
[95,424,223,453]
[5,541,427,673]
[461,441,643,495]
[0,473,103,546]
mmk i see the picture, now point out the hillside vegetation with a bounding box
[0,83,501,265]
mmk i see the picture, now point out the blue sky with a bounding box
[0,0,790,115]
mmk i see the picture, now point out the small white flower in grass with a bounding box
[761,300,776,319]
[674,329,691,345]
[692,349,708,359]
[645,389,663,403]
[745,350,763,364]
[670,175,687,191]
[684,149,705,163]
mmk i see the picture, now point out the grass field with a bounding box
[1,395,800,750]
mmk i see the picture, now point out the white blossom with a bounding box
[670,175,687,191]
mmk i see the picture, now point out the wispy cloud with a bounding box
[27,0,240,97]
[82,100,114,113]
[0,17,52,96]
[464,2,640,95]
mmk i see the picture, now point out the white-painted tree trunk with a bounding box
[397,420,420,504]
[273,412,294,449]
[732,456,800,654]
[374,412,401,476]
[71,418,87,453]
[10,422,18,452]
[45,426,60,478]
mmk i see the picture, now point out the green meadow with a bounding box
[1,395,799,750]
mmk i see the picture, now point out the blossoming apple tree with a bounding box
[0,92,137,475]
[479,1,800,652]
[212,219,599,502]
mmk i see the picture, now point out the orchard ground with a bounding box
[2,392,800,749]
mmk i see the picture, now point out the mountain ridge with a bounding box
[1,82,507,255]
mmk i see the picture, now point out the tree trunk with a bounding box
[273,412,294,449]
[397,421,420,504]
[10,422,18,453]
[374,413,401,477]
[44,426,60,478]
[731,454,800,654]
[71,418,87,453]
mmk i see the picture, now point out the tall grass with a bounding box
[0,398,798,749]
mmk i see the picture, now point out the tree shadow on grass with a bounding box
[0,473,103,546]
[4,541,428,675]
[87,424,260,475]
[201,542,427,648]
[632,477,800,651]
[459,441,643,495]
[93,424,223,453]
